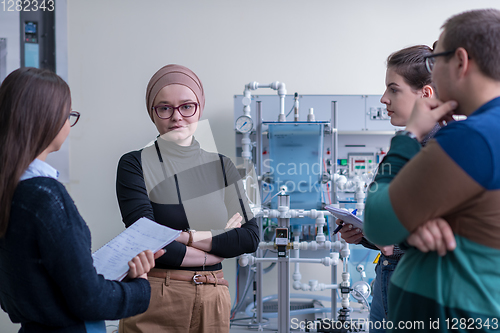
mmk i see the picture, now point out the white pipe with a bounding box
[307,107,315,122]
[291,250,342,292]
[332,173,347,190]
[292,236,301,291]
[294,280,339,292]
[241,133,252,165]
[257,208,355,223]
[315,212,326,243]
[242,81,287,119]
[240,81,287,164]
[239,237,348,311]
[341,272,350,308]
[278,94,286,122]
[268,81,287,122]
[242,86,252,117]
[238,255,337,267]
[258,239,346,252]
[355,179,366,217]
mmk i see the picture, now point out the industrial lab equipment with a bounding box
[232,82,400,332]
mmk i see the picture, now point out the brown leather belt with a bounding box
[148,269,229,287]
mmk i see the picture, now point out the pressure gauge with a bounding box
[235,115,253,133]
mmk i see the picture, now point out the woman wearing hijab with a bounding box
[116,64,259,333]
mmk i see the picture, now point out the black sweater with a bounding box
[0,177,151,332]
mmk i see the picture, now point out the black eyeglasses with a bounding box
[69,111,80,127]
[152,102,198,120]
[424,50,456,73]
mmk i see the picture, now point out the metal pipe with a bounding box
[331,101,339,320]
[277,194,290,333]
[331,100,338,204]
[255,100,264,325]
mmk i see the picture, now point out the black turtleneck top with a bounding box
[116,137,259,271]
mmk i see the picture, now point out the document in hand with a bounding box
[92,217,180,281]
[324,205,364,230]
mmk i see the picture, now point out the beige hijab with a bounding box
[145,64,205,122]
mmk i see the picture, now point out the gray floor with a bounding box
[229,305,371,332]
[230,316,281,333]
[105,306,371,333]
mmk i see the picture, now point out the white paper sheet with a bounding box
[325,205,364,230]
[92,217,180,281]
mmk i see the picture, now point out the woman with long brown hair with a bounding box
[0,67,160,333]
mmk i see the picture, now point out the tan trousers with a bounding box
[119,270,231,333]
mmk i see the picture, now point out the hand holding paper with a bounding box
[127,249,165,280]
[92,217,180,281]
[325,205,364,230]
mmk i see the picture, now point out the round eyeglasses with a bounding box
[424,50,456,74]
[69,111,80,127]
[152,102,198,120]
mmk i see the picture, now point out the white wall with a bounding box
[2,1,500,331]
[0,3,71,183]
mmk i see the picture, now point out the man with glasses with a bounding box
[364,9,500,331]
